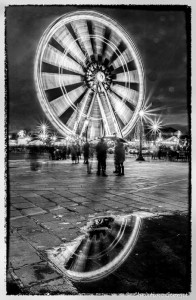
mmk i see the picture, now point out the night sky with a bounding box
[6,5,190,133]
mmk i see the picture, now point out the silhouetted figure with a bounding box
[76,143,81,163]
[70,143,77,164]
[28,146,41,171]
[62,146,67,160]
[48,146,55,160]
[87,144,94,174]
[83,141,90,164]
[96,137,108,176]
[114,139,125,176]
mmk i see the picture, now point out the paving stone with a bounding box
[69,205,95,215]
[29,278,78,295]
[69,196,87,203]
[10,210,23,218]
[9,239,42,268]
[51,227,80,241]
[30,213,60,223]
[12,202,37,209]
[19,231,62,249]
[14,262,60,286]
[59,214,85,223]
[10,205,17,211]
[49,208,71,217]
[10,216,38,229]
[83,202,113,212]
[21,207,47,216]
[19,192,41,198]
[41,220,75,231]
[51,198,72,205]
[10,196,28,203]
[37,201,57,210]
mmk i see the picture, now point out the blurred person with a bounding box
[114,139,125,176]
[113,139,118,173]
[96,137,108,176]
[83,141,90,164]
[62,145,67,160]
[76,142,81,163]
[87,143,94,174]
[28,146,41,171]
[67,146,71,158]
[70,143,77,164]
[48,146,55,160]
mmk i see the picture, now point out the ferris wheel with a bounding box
[34,11,145,139]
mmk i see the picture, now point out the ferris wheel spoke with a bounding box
[107,90,134,125]
[87,20,97,61]
[49,85,87,118]
[66,23,88,61]
[91,21,105,61]
[42,73,84,90]
[110,83,138,107]
[102,31,124,67]
[112,70,139,84]
[111,60,137,75]
[113,81,139,92]
[101,26,111,64]
[42,44,85,75]
[63,81,85,94]
[48,37,65,53]
[109,48,134,71]
[71,20,94,62]
[107,41,127,67]
[53,25,87,67]
[41,62,83,76]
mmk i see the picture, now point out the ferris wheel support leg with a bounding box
[79,86,98,138]
[96,92,111,136]
[101,83,122,137]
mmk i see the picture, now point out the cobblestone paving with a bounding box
[7,156,190,295]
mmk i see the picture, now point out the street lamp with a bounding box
[152,123,158,144]
[136,110,145,161]
[42,124,46,132]
[39,132,48,143]
[149,119,162,144]
[84,118,89,142]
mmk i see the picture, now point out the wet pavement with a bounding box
[7,155,191,295]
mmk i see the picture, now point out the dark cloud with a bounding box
[6,5,190,132]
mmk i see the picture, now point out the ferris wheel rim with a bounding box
[34,10,145,138]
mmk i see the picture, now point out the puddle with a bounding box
[44,212,190,294]
[46,213,142,282]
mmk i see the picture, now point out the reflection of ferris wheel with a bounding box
[35,11,145,139]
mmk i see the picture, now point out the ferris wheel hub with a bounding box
[96,71,105,82]
[85,61,112,91]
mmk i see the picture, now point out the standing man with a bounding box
[83,141,90,164]
[114,139,125,176]
[96,137,108,176]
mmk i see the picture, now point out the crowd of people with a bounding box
[22,137,126,176]
[10,137,190,174]
[151,144,190,161]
